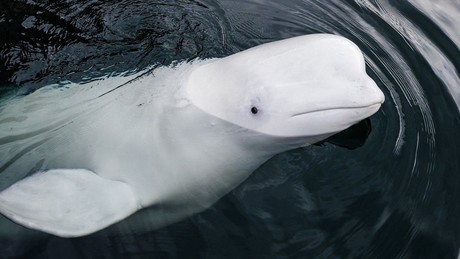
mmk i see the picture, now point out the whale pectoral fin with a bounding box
[0,169,140,237]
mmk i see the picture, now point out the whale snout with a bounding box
[262,56,385,138]
[363,77,385,106]
[285,75,384,119]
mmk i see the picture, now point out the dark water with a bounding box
[1,0,459,258]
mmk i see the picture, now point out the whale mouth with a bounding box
[290,103,382,118]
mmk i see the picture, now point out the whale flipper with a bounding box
[0,169,140,237]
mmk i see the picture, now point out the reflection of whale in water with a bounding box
[0,34,384,237]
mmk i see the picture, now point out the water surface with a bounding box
[0,0,459,258]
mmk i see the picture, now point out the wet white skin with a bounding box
[0,34,384,237]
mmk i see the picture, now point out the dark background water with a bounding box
[0,0,459,258]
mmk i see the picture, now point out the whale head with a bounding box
[187,34,384,149]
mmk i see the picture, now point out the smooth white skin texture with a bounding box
[187,34,385,137]
[0,34,384,237]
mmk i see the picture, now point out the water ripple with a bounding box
[0,0,459,258]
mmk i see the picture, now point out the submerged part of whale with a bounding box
[316,118,372,149]
[0,34,385,237]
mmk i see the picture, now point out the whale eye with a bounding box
[251,106,258,114]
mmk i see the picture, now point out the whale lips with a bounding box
[290,104,381,118]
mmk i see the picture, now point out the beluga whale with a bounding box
[0,34,384,237]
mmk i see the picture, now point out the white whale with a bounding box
[0,34,384,237]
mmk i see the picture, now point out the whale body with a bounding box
[0,34,384,237]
